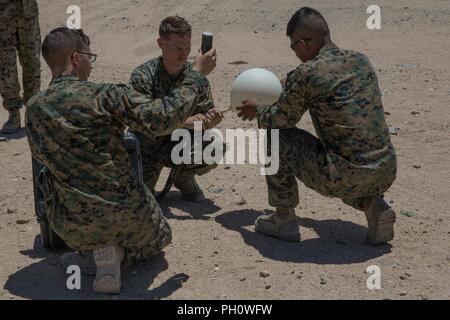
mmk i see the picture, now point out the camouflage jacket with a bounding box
[25,72,207,216]
[130,57,215,127]
[0,0,39,18]
[258,43,396,177]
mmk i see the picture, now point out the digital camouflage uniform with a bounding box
[258,43,397,211]
[26,72,209,264]
[0,0,41,111]
[130,57,217,192]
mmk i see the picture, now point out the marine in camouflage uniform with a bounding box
[26,71,210,264]
[0,0,41,133]
[258,42,397,212]
[130,57,219,200]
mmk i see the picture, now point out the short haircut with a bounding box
[42,27,91,69]
[286,7,329,37]
[159,16,192,38]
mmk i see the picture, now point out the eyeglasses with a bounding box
[74,51,97,63]
[290,38,311,50]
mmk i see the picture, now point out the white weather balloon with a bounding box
[230,68,282,111]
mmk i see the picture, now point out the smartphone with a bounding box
[201,32,214,54]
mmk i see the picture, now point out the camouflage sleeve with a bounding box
[257,68,309,129]
[25,103,50,169]
[129,67,154,98]
[105,70,208,136]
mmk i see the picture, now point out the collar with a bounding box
[318,42,339,55]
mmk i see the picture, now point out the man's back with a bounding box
[26,75,137,215]
[303,43,393,166]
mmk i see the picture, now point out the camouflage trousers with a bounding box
[0,2,41,111]
[40,168,172,265]
[135,132,221,193]
[265,128,396,211]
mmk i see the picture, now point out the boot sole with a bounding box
[366,208,396,245]
[93,247,123,294]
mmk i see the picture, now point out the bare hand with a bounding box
[236,99,259,121]
[192,48,217,76]
[183,114,208,130]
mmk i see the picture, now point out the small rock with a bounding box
[240,277,246,282]
[7,208,17,214]
[389,127,398,135]
[265,285,271,290]
[224,166,231,170]
[399,275,407,280]
[236,198,247,206]
[412,165,421,169]
[291,271,295,275]
[411,111,420,116]
[16,219,30,225]
[214,266,220,272]
[213,236,219,240]
[259,271,270,278]
[320,276,328,285]
[214,251,219,255]
[297,275,303,279]
[399,291,407,296]
[400,210,417,217]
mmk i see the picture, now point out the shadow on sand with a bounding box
[215,209,392,265]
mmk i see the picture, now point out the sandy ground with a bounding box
[0,0,449,300]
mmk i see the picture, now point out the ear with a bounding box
[70,52,80,68]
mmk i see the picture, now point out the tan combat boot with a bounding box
[93,246,124,294]
[255,208,300,242]
[174,172,206,202]
[1,110,21,133]
[364,197,396,245]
